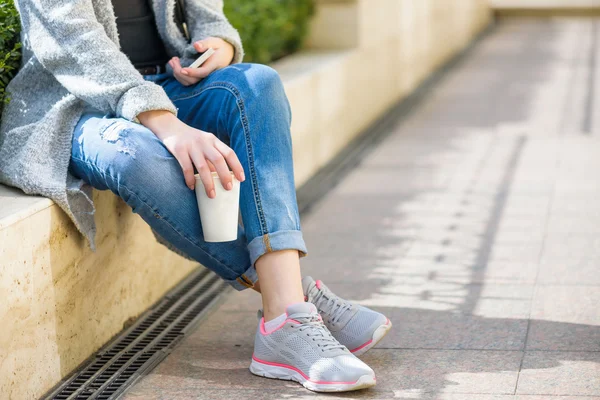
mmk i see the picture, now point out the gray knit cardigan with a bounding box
[0,0,243,249]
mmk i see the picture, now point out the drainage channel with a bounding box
[44,269,227,400]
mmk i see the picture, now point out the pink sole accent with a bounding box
[252,355,359,385]
[350,318,391,353]
[316,280,322,289]
[350,339,373,353]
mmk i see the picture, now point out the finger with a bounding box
[173,72,195,86]
[170,57,184,74]
[173,151,196,190]
[170,58,194,83]
[214,140,245,182]
[204,146,233,191]
[207,160,217,172]
[193,37,219,52]
[189,149,215,198]
[170,58,197,85]
[169,59,189,84]
[193,40,205,53]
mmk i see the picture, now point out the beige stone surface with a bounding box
[306,0,359,49]
[0,190,197,399]
[0,185,52,230]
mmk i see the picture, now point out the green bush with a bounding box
[225,0,315,64]
[0,0,21,119]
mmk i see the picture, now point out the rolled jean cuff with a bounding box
[248,230,308,268]
[225,263,259,291]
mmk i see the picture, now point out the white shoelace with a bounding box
[294,314,346,351]
[310,287,353,325]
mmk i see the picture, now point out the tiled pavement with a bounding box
[123,19,600,399]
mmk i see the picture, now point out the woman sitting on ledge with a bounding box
[0,0,391,392]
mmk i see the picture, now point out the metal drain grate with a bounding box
[44,268,228,400]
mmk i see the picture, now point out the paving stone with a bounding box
[362,134,492,169]
[554,181,600,197]
[365,256,538,285]
[125,389,307,400]
[299,254,405,283]
[334,169,453,195]
[405,241,543,264]
[124,390,600,400]
[362,349,522,394]
[541,233,600,261]
[551,195,600,216]
[527,286,600,351]
[218,288,263,312]
[536,259,600,285]
[468,261,538,284]
[121,343,286,392]
[322,281,532,350]
[298,252,536,285]
[183,308,258,347]
[379,307,527,350]
[303,230,413,259]
[124,344,522,396]
[372,308,528,350]
[120,390,600,400]
[516,351,600,396]
[300,193,427,234]
[392,224,545,247]
[495,217,548,235]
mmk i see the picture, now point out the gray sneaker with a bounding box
[303,277,392,356]
[250,302,376,392]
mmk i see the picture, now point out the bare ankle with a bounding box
[255,249,304,321]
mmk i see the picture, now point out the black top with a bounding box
[111,0,170,68]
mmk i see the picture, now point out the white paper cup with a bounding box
[194,172,240,242]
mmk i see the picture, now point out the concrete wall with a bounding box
[0,1,491,398]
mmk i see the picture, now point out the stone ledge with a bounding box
[274,49,362,186]
[0,185,52,231]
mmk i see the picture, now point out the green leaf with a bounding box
[0,0,21,119]
[224,0,314,64]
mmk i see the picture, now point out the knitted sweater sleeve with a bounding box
[181,0,244,65]
[16,0,177,121]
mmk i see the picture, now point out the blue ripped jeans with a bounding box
[70,64,308,291]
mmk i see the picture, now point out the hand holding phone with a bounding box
[168,46,219,85]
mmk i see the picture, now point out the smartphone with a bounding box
[189,48,216,69]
